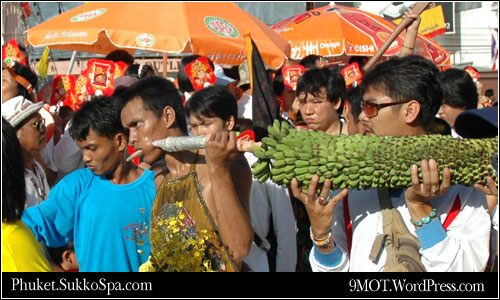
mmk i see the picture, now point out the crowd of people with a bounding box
[2,9,498,273]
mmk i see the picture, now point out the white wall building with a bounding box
[434,2,498,70]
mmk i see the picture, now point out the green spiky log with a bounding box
[251,120,498,190]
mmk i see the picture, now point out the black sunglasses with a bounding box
[32,118,46,132]
[361,100,410,118]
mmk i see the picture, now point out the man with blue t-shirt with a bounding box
[23,97,156,272]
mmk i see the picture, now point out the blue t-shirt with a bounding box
[22,168,155,272]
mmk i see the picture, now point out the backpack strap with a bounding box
[442,194,461,230]
[378,188,394,231]
[343,195,352,255]
[369,189,393,263]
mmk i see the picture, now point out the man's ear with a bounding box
[225,115,236,131]
[332,97,342,111]
[62,250,72,264]
[162,106,177,129]
[115,132,128,152]
[404,100,421,124]
[344,101,351,115]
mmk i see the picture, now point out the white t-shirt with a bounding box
[237,94,252,120]
[493,204,498,232]
[53,122,86,180]
[24,161,50,208]
[243,152,297,272]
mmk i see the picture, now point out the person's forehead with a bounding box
[77,128,111,145]
[188,114,220,124]
[124,96,145,109]
[122,96,153,120]
[299,87,327,97]
[363,86,391,102]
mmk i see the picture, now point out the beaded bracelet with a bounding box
[411,208,437,227]
[309,226,332,248]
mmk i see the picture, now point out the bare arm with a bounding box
[399,8,421,57]
[205,132,253,262]
[230,156,252,217]
[290,175,348,254]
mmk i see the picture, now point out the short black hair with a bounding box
[296,67,346,107]
[125,64,155,79]
[5,62,38,100]
[105,50,134,65]
[185,85,237,126]
[224,65,240,81]
[348,56,367,68]
[69,96,126,141]
[2,117,26,223]
[119,76,187,135]
[427,117,452,135]
[235,118,253,133]
[177,55,215,93]
[439,68,478,109]
[360,55,442,129]
[47,240,74,266]
[17,43,26,52]
[346,86,363,122]
[484,89,494,98]
[239,83,250,92]
[299,55,321,69]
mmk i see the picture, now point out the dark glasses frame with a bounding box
[361,100,410,118]
[32,118,46,132]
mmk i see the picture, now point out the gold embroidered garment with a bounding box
[152,158,238,272]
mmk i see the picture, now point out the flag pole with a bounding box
[244,30,253,92]
[362,2,429,73]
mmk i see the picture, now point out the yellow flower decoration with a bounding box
[139,201,216,272]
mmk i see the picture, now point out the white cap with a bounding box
[1,95,43,128]
[214,65,236,87]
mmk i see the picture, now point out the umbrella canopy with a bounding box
[25,2,290,69]
[271,4,450,67]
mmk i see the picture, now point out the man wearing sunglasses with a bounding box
[304,55,490,272]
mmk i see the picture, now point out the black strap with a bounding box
[254,232,263,248]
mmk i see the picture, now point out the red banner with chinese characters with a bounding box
[50,75,76,107]
[282,65,305,91]
[184,57,216,91]
[69,69,90,111]
[2,39,26,66]
[114,61,129,78]
[86,59,116,96]
[341,62,362,88]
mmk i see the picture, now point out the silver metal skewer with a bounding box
[126,149,143,162]
[152,136,207,152]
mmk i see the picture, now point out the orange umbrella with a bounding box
[25,2,290,69]
[271,4,450,68]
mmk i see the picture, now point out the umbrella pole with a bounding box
[66,51,77,75]
[163,53,168,77]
